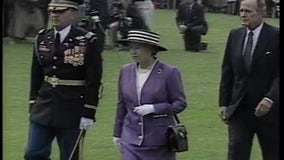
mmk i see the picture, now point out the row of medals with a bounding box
[64,44,86,66]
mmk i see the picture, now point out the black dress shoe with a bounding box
[200,42,208,50]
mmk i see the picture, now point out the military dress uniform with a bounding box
[25,25,103,159]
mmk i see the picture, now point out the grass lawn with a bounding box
[3,9,279,160]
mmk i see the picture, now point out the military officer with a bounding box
[24,0,103,160]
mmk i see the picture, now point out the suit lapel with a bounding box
[130,63,139,104]
[48,30,56,56]
[234,28,247,72]
[138,61,161,103]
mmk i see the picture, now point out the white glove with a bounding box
[179,24,187,33]
[133,104,155,116]
[113,137,121,148]
[79,117,94,130]
[109,22,119,28]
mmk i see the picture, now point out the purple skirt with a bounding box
[120,142,176,160]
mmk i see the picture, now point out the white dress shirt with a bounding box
[54,25,71,43]
[243,22,263,58]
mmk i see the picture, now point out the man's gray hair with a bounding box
[256,0,267,13]
[241,0,267,14]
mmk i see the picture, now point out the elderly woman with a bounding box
[112,29,188,160]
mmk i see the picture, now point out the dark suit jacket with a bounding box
[219,23,279,123]
[176,2,205,29]
[29,26,103,128]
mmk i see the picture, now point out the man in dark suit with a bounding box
[24,0,103,159]
[176,0,208,52]
[219,0,279,160]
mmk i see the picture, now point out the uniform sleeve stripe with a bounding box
[84,104,97,110]
[29,100,36,104]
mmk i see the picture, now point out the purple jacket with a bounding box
[113,60,187,146]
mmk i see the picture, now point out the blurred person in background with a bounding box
[89,0,111,31]
[77,0,106,54]
[38,0,52,27]
[133,0,155,30]
[3,0,14,37]
[108,0,128,50]
[227,0,237,15]
[108,0,148,51]
[176,0,208,52]
[9,0,45,43]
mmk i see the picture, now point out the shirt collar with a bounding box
[246,22,263,38]
[54,25,71,42]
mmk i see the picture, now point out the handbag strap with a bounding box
[173,114,181,124]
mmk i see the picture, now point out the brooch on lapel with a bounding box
[156,69,162,75]
[265,51,271,55]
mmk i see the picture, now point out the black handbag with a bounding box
[167,114,189,152]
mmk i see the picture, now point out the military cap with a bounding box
[48,0,83,11]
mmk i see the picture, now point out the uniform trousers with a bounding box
[24,122,82,160]
[120,142,176,160]
[227,106,279,160]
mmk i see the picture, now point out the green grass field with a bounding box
[3,10,279,160]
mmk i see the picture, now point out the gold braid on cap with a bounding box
[49,0,79,10]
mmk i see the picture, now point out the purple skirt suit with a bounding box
[113,60,187,160]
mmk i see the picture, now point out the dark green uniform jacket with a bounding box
[29,25,103,128]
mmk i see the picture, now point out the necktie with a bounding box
[243,31,253,71]
[55,32,61,50]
